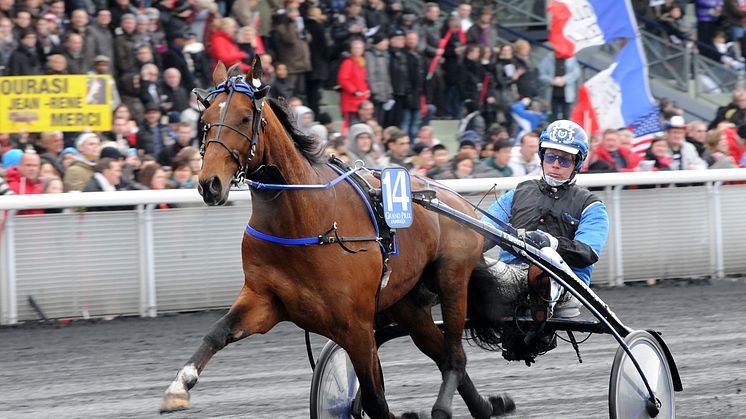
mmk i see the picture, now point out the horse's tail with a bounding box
[465,258,513,352]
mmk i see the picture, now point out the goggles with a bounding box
[544,153,574,168]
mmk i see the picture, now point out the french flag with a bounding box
[548,0,638,59]
[570,38,656,137]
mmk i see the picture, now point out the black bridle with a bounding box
[194,75,269,184]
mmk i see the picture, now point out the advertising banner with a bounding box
[0,74,112,133]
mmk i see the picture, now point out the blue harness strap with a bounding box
[245,224,320,246]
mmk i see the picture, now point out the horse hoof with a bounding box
[159,393,191,414]
[431,408,450,419]
[489,393,516,416]
[400,412,428,419]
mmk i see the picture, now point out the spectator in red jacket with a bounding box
[210,17,250,72]
[337,38,370,132]
[5,151,43,215]
[589,128,641,172]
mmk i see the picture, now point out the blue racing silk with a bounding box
[482,188,609,285]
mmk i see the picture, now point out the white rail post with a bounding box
[0,210,6,324]
[137,205,147,317]
[605,186,616,286]
[144,204,157,317]
[137,204,157,318]
[707,182,716,278]
[612,186,624,286]
[710,182,725,280]
[2,210,18,324]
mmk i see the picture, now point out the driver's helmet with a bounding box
[538,120,589,171]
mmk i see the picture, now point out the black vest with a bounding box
[510,179,600,240]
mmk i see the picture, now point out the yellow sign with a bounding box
[0,74,112,133]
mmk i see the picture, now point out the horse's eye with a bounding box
[241,116,251,124]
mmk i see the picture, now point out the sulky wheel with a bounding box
[609,330,675,419]
[310,341,361,419]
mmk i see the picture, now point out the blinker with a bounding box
[254,85,270,101]
[193,88,213,108]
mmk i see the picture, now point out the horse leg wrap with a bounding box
[458,375,493,419]
[351,388,364,419]
[431,370,459,419]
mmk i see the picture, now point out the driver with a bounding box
[482,120,609,320]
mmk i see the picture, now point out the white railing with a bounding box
[2,168,746,325]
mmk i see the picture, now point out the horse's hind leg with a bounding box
[429,261,477,419]
[160,285,281,413]
[386,298,514,419]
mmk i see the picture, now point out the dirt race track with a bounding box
[1,279,745,419]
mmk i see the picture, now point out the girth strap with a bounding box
[245,222,377,250]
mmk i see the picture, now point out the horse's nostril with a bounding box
[208,176,221,196]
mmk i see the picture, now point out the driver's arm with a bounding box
[557,201,609,268]
[481,190,514,251]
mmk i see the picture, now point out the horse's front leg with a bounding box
[159,285,281,413]
[338,327,395,419]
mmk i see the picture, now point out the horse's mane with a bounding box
[266,97,326,165]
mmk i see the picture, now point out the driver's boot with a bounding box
[524,266,557,354]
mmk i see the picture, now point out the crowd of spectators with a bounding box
[635,0,746,71]
[0,0,745,212]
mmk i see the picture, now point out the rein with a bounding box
[246,162,364,190]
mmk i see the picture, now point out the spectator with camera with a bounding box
[163,31,211,91]
[274,7,312,102]
[159,122,196,167]
[331,0,367,56]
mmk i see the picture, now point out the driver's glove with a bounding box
[526,230,558,250]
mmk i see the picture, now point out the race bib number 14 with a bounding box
[381,168,413,228]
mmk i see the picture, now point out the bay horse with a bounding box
[159,56,512,418]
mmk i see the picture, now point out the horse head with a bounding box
[197,55,269,205]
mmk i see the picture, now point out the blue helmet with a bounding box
[538,120,589,171]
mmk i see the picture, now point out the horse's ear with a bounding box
[248,54,263,87]
[226,63,241,77]
[212,61,227,86]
